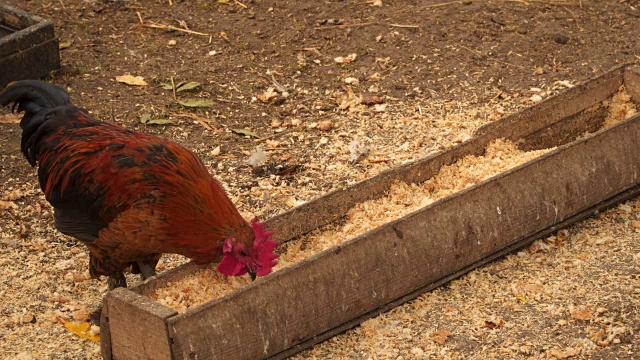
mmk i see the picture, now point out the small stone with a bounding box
[168,39,177,46]
[552,34,569,44]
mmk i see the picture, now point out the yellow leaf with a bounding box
[64,321,100,342]
[59,40,74,49]
[516,295,526,303]
[115,75,148,86]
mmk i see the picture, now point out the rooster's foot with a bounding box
[107,272,127,290]
[137,261,157,280]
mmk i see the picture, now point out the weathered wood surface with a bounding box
[102,65,640,360]
[166,110,640,359]
[0,4,60,88]
[106,288,177,360]
[99,301,112,360]
[273,180,640,360]
[519,105,606,151]
[624,66,640,103]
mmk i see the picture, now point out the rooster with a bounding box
[0,80,278,289]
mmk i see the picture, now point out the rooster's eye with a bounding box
[239,249,248,257]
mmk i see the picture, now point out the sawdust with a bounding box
[153,139,552,312]
[603,86,638,128]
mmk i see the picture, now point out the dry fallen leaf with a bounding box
[140,114,174,125]
[63,322,100,342]
[231,128,260,138]
[176,81,201,92]
[334,53,357,64]
[59,40,74,50]
[177,98,215,108]
[274,164,300,176]
[115,75,148,86]
[257,87,278,103]
[484,319,504,329]
[360,93,384,105]
[549,347,580,359]
[161,81,201,92]
[430,330,452,345]
[570,308,592,321]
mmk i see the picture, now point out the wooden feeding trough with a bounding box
[0,4,60,88]
[101,65,640,360]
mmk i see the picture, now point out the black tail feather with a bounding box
[0,80,70,112]
[0,80,72,166]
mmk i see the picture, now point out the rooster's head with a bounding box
[217,219,278,280]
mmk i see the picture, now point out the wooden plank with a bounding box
[624,66,640,103]
[106,288,177,360]
[519,105,606,151]
[474,65,623,139]
[166,111,640,359]
[269,182,640,359]
[100,298,112,360]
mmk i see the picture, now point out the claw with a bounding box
[107,272,127,290]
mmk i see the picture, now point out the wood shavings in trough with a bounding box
[153,139,552,312]
[294,195,640,360]
[602,86,638,128]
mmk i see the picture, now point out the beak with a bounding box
[246,266,256,281]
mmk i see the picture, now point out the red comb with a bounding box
[251,219,279,276]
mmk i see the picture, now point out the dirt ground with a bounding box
[1,0,639,359]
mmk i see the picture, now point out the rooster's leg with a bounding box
[107,272,127,290]
[136,261,157,280]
